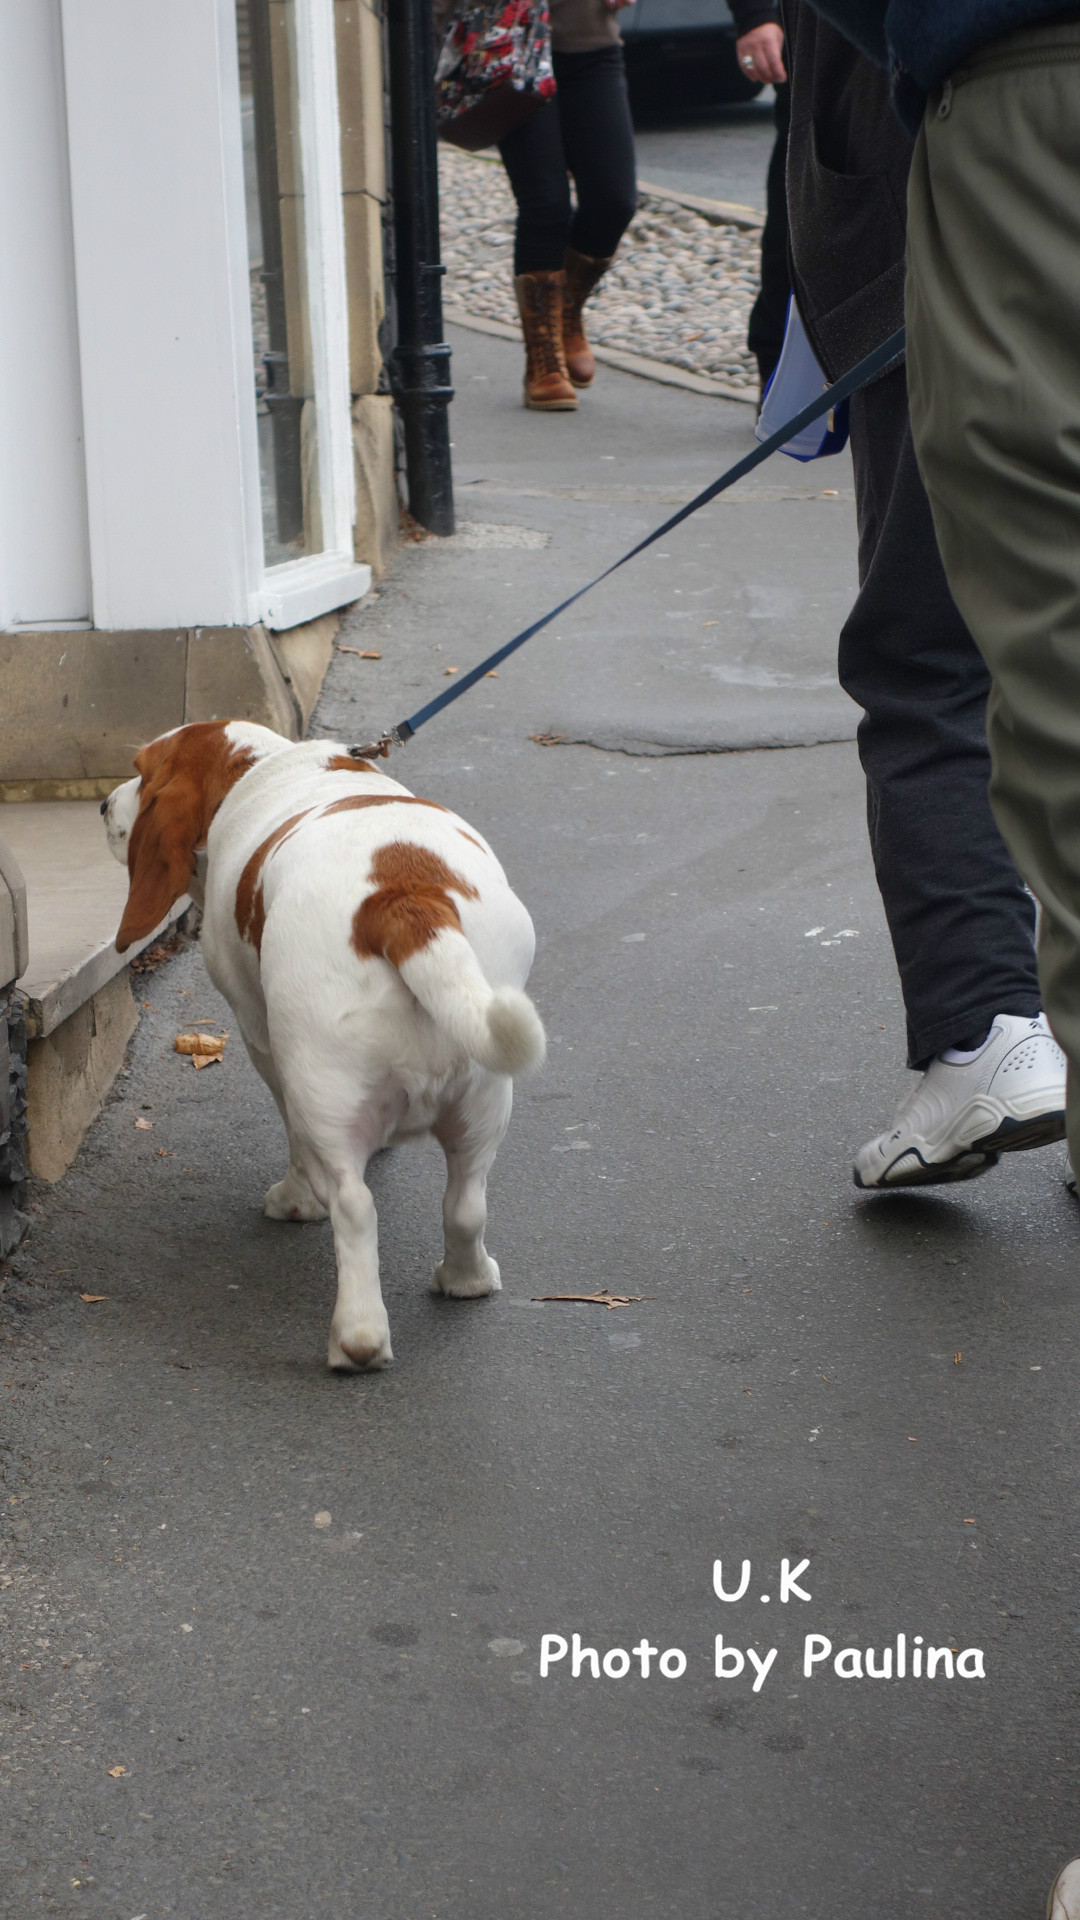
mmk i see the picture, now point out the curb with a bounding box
[443,306,757,406]
[636,178,764,231]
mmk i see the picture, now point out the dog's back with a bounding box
[201,741,543,1093]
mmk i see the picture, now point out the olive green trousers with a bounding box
[906,20,1080,1161]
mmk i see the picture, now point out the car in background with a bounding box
[618,0,763,118]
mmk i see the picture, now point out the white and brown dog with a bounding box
[104,721,544,1371]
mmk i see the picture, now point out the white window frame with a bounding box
[246,0,369,630]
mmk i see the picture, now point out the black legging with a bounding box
[498,46,637,275]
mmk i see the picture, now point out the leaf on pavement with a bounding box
[175,1032,227,1068]
[531,1291,643,1310]
[134,1117,153,1131]
[80,1294,108,1303]
[107,1765,127,1778]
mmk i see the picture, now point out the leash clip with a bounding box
[345,723,413,762]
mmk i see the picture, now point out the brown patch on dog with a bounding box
[116,724,257,952]
[323,794,446,818]
[457,829,485,852]
[324,753,390,774]
[352,843,480,969]
[235,811,312,957]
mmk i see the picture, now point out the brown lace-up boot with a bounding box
[514,270,578,411]
[562,247,614,388]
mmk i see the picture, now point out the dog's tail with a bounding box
[353,880,545,1075]
[398,933,546,1076]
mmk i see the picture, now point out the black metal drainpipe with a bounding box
[386,0,455,535]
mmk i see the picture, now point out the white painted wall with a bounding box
[0,0,91,626]
[59,0,265,629]
[0,0,368,637]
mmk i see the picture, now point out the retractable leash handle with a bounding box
[348,325,906,763]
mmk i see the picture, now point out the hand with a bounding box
[735,23,786,85]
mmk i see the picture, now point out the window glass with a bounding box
[237,0,324,565]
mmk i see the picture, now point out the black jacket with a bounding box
[782,0,910,381]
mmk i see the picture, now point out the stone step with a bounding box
[0,800,189,1182]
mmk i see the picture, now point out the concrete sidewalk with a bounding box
[338,323,860,754]
[1,326,1076,1920]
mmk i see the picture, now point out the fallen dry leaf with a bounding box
[530,732,565,747]
[134,1117,153,1131]
[107,1765,127,1778]
[531,1291,643,1311]
[954,1352,962,1364]
[444,666,458,676]
[130,937,179,974]
[336,645,382,659]
[176,1032,227,1069]
[80,1294,108,1304]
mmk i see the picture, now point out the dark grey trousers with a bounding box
[839,364,1042,1067]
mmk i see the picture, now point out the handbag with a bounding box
[434,0,555,152]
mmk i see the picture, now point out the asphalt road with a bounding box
[2,328,1079,1920]
[634,98,777,211]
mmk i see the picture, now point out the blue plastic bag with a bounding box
[755,297,850,462]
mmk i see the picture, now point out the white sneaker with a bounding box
[1047,1858,1080,1920]
[854,1013,1066,1190]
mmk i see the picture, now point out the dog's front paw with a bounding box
[328,1314,393,1372]
[431,1254,501,1299]
[264,1170,328,1222]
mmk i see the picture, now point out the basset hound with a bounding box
[104,721,544,1370]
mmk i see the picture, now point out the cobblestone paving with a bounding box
[439,145,760,396]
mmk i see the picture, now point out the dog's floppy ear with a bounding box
[115,744,203,952]
[115,725,256,952]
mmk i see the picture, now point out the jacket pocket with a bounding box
[790,117,907,321]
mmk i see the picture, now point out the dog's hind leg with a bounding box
[431,1074,513,1299]
[324,1167,392,1371]
[278,1061,404,1369]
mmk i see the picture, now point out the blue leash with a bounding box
[350,326,906,762]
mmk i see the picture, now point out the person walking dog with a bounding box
[496,0,638,410]
[801,0,1080,1184]
[779,0,1066,1187]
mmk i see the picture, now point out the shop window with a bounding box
[236,0,354,578]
